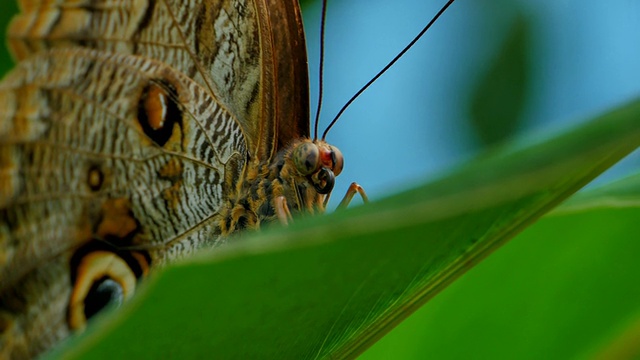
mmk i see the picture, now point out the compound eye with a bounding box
[68,251,137,330]
[292,142,320,176]
[329,146,344,176]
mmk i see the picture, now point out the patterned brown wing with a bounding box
[8,0,310,160]
[1,0,313,357]
[0,48,247,357]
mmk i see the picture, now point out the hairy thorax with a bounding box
[220,138,343,235]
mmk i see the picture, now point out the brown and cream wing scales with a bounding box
[8,0,310,159]
[0,0,312,357]
[0,48,247,356]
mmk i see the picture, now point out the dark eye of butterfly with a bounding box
[87,165,105,192]
[293,142,320,175]
[328,145,344,176]
[137,81,182,147]
[83,277,124,320]
[68,251,138,330]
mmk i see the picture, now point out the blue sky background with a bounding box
[301,0,640,208]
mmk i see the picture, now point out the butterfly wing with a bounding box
[0,47,248,357]
[1,0,310,356]
[8,0,310,159]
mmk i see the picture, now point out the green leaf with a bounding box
[360,173,640,359]
[469,14,530,146]
[53,99,640,359]
[0,1,17,76]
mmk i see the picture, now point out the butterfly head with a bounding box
[291,139,343,195]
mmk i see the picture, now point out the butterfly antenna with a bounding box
[322,0,456,140]
[313,0,329,141]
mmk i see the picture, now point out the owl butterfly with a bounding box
[0,0,455,358]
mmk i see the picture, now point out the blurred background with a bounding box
[299,0,640,208]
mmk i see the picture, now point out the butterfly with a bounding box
[0,0,373,357]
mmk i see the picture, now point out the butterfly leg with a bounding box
[337,182,369,210]
[275,196,293,225]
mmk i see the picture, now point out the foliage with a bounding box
[51,99,640,359]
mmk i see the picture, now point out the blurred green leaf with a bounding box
[361,173,640,359]
[0,1,18,76]
[50,99,640,359]
[470,15,530,146]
